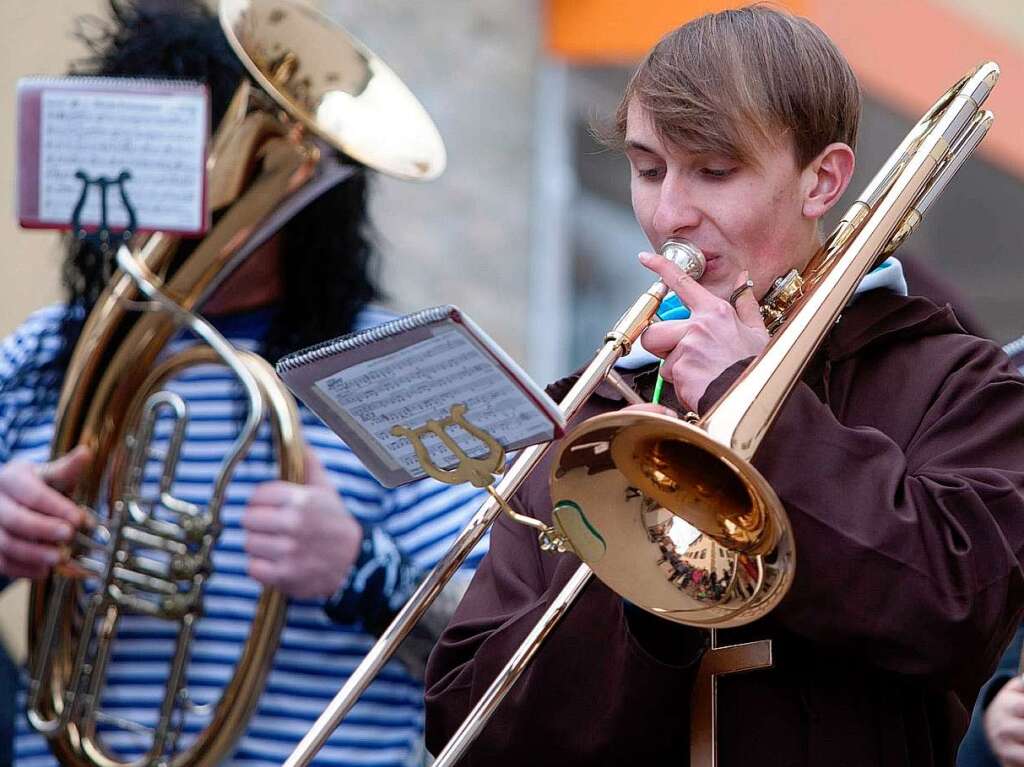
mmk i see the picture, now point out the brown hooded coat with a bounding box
[425,290,1024,766]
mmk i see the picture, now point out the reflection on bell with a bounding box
[549,410,794,629]
[220,0,447,180]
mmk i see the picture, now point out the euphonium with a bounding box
[25,1,445,765]
[425,61,999,767]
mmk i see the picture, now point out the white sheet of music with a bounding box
[313,326,558,479]
[17,77,208,235]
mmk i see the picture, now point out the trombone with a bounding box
[287,61,999,766]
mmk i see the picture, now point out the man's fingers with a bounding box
[641,320,691,356]
[242,503,301,535]
[1006,689,1024,719]
[622,403,678,417]
[0,457,89,529]
[0,529,63,567]
[248,556,289,590]
[997,745,1024,767]
[731,271,765,329]
[12,479,85,528]
[244,529,297,560]
[302,446,334,489]
[0,494,76,543]
[639,251,716,313]
[0,554,50,580]
[247,480,302,508]
[248,557,314,598]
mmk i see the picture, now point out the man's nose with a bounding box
[652,176,701,236]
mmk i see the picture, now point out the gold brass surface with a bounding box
[281,241,704,767]
[550,411,792,628]
[691,632,773,767]
[31,342,302,767]
[220,0,446,180]
[390,403,506,488]
[547,61,999,637]
[290,57,994,766]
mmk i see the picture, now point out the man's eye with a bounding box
[701,167,736,179]
[637,168,662,179]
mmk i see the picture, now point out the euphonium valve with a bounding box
[27,2,452,765]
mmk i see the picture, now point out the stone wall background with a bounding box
[324,0,539,362]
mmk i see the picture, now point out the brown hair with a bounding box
[605,5,861,168]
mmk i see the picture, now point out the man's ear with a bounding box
[802,143,855,220]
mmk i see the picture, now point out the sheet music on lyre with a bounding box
[277,306,565,488]
[16,76,209,235]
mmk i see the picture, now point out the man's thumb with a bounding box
[39,444,93,494]
[302,446,334,489]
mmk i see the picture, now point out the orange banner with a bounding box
[546,0,805,63]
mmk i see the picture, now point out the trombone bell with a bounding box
[550,411,794,629]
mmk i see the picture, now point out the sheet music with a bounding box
[313,326,557,478]
[37,87,206,232]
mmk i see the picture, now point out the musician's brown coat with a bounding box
[425,290,1024,766]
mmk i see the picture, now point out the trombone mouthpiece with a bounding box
[661,240,705,280]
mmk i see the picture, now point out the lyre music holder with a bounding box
[390,403,571,553]
[70,168,138,253]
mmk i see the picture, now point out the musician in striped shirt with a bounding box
[0,2,487,765]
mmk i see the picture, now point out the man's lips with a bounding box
[701,253,721,273]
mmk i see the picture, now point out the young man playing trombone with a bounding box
[424,6,1024,765]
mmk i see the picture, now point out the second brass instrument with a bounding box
[26,1,446,765]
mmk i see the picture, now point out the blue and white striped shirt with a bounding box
[2,304,489,767]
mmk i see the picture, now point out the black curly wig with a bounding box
[55,0,381,375]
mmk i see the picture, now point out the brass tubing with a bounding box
[431,564,594,767]
[283,331,642,767]
[417,62,1000,767]
[702,68,996,460]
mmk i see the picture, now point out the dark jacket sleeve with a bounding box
[424,490,706,763]
[702,333,1024,696]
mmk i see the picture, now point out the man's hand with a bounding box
[639,252,769,410]
[0,445,91,579]
[986,677,1024,766]
[243,447,362,599]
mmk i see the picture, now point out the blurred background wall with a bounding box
[1,0,1022,656]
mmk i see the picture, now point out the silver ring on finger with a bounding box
[728,279,755,310]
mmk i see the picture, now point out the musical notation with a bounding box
[36,87,207,232]
[315,327,557,476]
